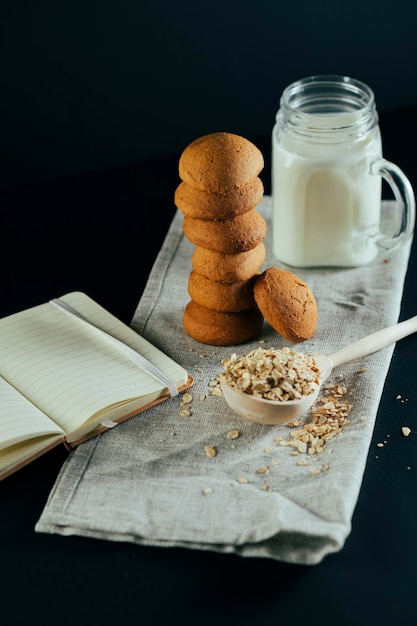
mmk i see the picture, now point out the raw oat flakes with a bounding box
[220,346,320,401]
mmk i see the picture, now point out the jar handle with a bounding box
[369,157,415,252]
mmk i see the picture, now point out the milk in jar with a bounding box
[272,121,382,267]
[271,75,415,268]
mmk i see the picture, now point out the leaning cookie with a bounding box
[183,209,267,254]
[179,132,264,193]
[175,177,264,220]
[253,267,318,343]
[183,300,264,346]
[191,243,266,283]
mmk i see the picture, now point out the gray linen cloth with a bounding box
[35,197,412,565]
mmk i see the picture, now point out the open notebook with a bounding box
[0,291,192,480]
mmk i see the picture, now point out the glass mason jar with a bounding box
[272,75,415,267]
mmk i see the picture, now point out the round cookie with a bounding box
[253,267,318,343]
[183,300,264,346]
[192,243,266,283]
[179,132,264,193]
[183,209,267,254]
[175,177,264,219]
[188,271,257,312]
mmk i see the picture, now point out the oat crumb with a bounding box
[237,476,249,484]
[202,487,213,495]
[227,429,240,440]
[402,426,411,437]
[205,444,216,458]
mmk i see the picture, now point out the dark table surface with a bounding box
[2,106,417,626]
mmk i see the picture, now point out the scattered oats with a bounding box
[205,445,216,458]
[274,436,284,442]
[407,466,411,470]
[208,380,218,387]
[396,395,402,400]
[199,394,207,401]
[264,447,273,453]
[227,429,240,440]
[270,460,282,466]
[287,419,302,428]
[260,484,269,491]
[285,383,352,457]
[311,468,321,475]
[256,466,269,474]
[321,465,330,472]
[211,387,222,397]
[182,393,193,404]
[402,426,411,437]
[376,442,384,448]
[297,458,309,466]
[202,487,213,495]
[237,476,249,484]
[290,450,300,456]
[179,409,191,417]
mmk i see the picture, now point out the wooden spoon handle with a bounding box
[329,314,417,368]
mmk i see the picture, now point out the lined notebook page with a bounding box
[0,376,64,449]
[0,292,188,435]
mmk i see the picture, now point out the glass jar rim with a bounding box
[277,75,378,138]
[280,74,375,115]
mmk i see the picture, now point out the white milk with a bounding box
[272,125,383,267]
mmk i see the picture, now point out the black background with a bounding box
[1,1,417,188]
[1,3,417,626]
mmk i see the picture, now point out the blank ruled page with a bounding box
[0,376,64,449]
[0,292,188,436]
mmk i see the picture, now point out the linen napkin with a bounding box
[35,197,412,565]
